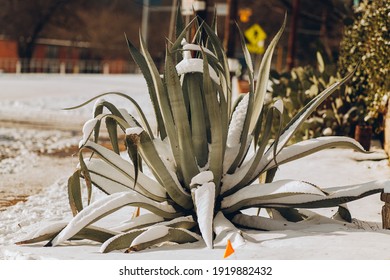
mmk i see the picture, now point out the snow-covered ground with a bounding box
[1,74,390,260]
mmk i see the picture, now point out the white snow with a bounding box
[192,182,215,249]
[109,213,164,232]
[125,127,144,136]
[182,44,218,59]
[1,74,390,260]
[50,191,176,246]
[130,225,169,248]
[175,58,220,84]
[213,212,245,248]
[79,118,98,147]
[190,170,214,187]
[226,94,249,148]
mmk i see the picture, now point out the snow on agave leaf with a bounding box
[176,58,220,84]
[191,171,216,249]
[213,212,245,248]
[79,118,99,147]
[222,180,390,214]
[192,181,215,249]
[110,213,164,232]
[182,43,218,59]
[49,192,179,246]
[20,14,390,254]
[82,141,167,199]
[130,225,169,248]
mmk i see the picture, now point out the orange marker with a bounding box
[223,239,235,258]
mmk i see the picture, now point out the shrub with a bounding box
[338,0,390,133]
[269,52,361,143]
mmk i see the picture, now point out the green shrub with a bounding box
[338,0,390,133]
[269,52,362,143]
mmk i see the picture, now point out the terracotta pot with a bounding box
[354,124,372,151]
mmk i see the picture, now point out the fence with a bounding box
[0,58,139,74]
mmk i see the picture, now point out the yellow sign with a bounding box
[244,24,267,54]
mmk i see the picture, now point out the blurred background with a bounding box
[0,0,356,74]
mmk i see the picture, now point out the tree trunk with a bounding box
[17,39,36,73]
[16,0,71,72]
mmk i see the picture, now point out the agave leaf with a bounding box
[125,35,166,139]
[138,34,182,174]
[125,133,140,188]
[231,212,357,231]
[81,141,166,201]
[202,22,231,113]
[93,101,104,142]
[210,7,218,33]
[261,136,366,174]
[192,182,216,249]
[106,117,120,154]
[127,227,201,252]
[222,179,389,214]
[78,113,130,148]
[17,223,118,245]
[87,164,166,203]
[270,69,356,156]
[333,204,352,223]
[71,226,118,243]
[202,51,224,191]
[213,212,245,248]
[222,101,283,195]
[68,170,83,216]
[137,130,193,209]
[101,216,197,252]
[170,17,197,52]
[110,213,165,232]
[49,192,182,247]
[223,135,366,194]
[248,14,286,134]
[175,1,184,44]
[226,94,253,174]
[101,228,147,253]
[183,73,209,167]
[271,208,306,222]
[165,50,199,187]
[236,22,254,93]
[16,222,67,245]
[64,92,154,138]
[78,152,92,205]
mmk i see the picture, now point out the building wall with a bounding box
[0,38,131,73]
[0,39,18,58]
[0,39,18,72]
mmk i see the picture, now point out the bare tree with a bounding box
[0,0,84,72]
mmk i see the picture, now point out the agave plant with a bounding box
[18,16,390,253]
